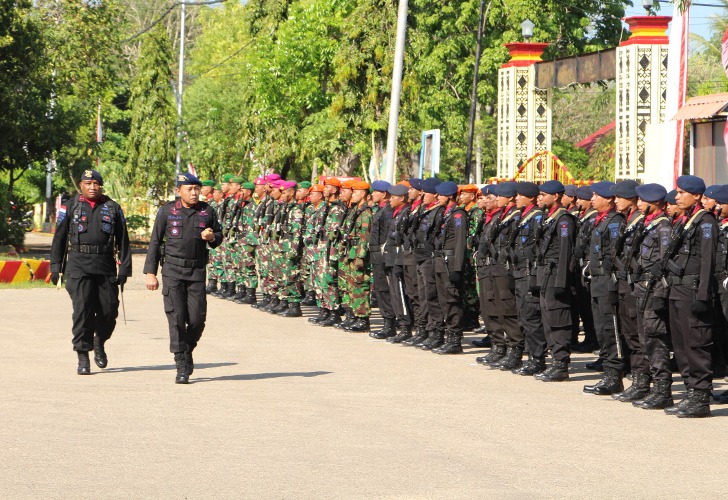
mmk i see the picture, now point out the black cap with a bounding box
[80,169,104,186]
[176,172,202,187]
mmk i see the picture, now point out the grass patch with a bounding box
[0,280,55,289]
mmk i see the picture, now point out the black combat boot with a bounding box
[574,338,599,353]
[77,351,91,375]
[535,360,570,381]
[370,292,379,309]
[93,336,108,369]
[222,282,236,299]
[184,348,194,376]
[240,288,257,305]
[301,290,317,306]
[345,317,370,332]
[512,356,546,376]
[418,330,444,351]
[388,325,413,343]
[319,310,343,327]
[270,299,288,314]
[263,297,280,313]
[231,284,247,302]
[205,278,218,295]
[471,335,492,348]
[370,318,396,339]
[675,388,711,418]
[612,372,651,402]
[583,367,623,395]
[634,380,674,410]
[336,308,355,330]
[585,357,604,372]
[433,331,463,354]
[475,344,506,365]
[664,388,694,415]
[309,308,330,324]
[461,313,480,332]
[174,352,188,384]
[280,302,303,317]
[252,293,269,309]
[402,328,428,346]
[497,346,524,371]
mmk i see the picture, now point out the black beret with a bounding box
[564,184,578,197]
[421,177,442,194]
[435,181,459,196]
[493,181,517,198]
[665,189,678,205]
[676,175,706,195]
[176,172,202,187]
[409,178,423,190]
[713,186,728,205]
[540,180,565,194]
[635,183,667,203]
[704,184,723,199]
[576,186,593,200]
[612,179,639,199]
[80,169,104,186]
[480,185,494,196]
[591,181,616,198]
[516,181,539,198]
[388,184,409,197]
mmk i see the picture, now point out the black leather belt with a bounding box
[434,250,454,257]
[70,244,112,254]
[670,274,699,286]
[165,256,204,268]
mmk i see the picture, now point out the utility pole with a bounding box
[175,1,186,179]
[464,0,490,183]
[384,0,408,184]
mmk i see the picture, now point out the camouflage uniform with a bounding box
[301,202,321,294]
[463,203,484,326]
[342,202,373,317]
[206,198,224,280]
[237,197,258,290]
[279,199,305,303]
[314,200,346,310]
[253,196,274,296]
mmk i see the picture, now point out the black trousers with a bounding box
[669,296,713,391]
[477,265,503,345]
[619,289,648,374]
[539,287,572,363]
[417,258,442,332]
[163,277,207,354]
[572,275,596,343]
[434,257,463,333]
[370,253,394,320]
[66,274,119,352]
[634,284,672,382]
[403,254,421,329]
[490,273,521,347]
[515,276,546,358]
[591,295,623,372]
[387,265,412,327]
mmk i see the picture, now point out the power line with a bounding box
[121,0,228,44]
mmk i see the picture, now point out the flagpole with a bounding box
[175,1,186,179]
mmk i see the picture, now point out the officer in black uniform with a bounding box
[711,186,728,403]
[663,175,716,418]
[144,173,223,384]
[51,169,132,375]
[582,181,625,395]
[572,186,599,355]
[431,181,468,354]
[534,180,575,382]
[367,181,395,338]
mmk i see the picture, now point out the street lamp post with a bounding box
[521,18,535,42]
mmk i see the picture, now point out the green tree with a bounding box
[126,25,177,200]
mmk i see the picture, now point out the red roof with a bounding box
[576,121,616,152]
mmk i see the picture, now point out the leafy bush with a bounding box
[0,182,27,248]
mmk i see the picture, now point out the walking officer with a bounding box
[51,169,132,375]
[144,172,223,384]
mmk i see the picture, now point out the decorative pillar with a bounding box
[497,42,551,180]
[616,16,671,181]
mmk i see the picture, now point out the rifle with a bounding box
[612,214,645,282]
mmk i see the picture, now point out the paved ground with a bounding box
[2,233,728,499]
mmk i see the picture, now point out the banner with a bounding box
[664,4,690,186]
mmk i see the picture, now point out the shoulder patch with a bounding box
[560,221,569,238]
[608,222,620,239]
[57,205,67,225]
[702,222,713,240]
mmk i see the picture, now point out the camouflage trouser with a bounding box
[256,240,271,294]
[344,259,371,317]
[280,254,303,303]
[224,237,242,286]
[207,245,224,280]
[462,253,480,318]
[338,261,352,310]
[241,244,258,289]
[314,244,339,310]
[301,246,315,292]
[268,241,282,296]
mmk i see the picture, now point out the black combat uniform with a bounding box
[51,192,132,370]
[381,202,412,337]
[393,199,422,342]
[368,201,395,337]
[572,206,598,351]
[144,198,223,364]
[476,206,505,364]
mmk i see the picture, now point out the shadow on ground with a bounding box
[101,362,238,373]
[192,370,333,383]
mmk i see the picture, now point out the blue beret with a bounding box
[665,189,678,205]
[612,179,639,199]
[540,180,565,194]
[516,181,539,198]
[435,181,459,197]
[564,184,578,197]
[635,183,667,203]
[421,177,442,194]
[371,180,391,192]
[409,178,423,190]
[480,184,495,196]
[576,186,593,200]
[676,175,706,195]
[388,184,409,197]
[704,184,722,199]
[713,186,728,205]
[176,172,202,187]
[493,181,517,198]
[80,169,104,186]
[591,181,616,198]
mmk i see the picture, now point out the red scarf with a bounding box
[594,209,612,226]
[644,210,664,225]
[522,204,536,217]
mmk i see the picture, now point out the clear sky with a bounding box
[623,1,721,39]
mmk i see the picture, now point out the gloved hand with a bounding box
[552,287,569,300]
[449,271,462,284]
[113,275,127,289]
[651,297,668,313]
[690,300,710,315]
[529,285,541,295]
[354,258,365,270]
[608,291,619,307]
[51,272,60,286]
